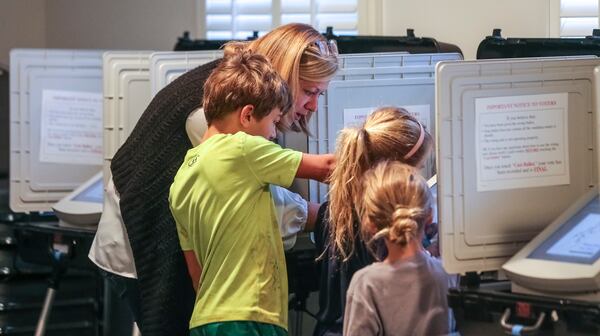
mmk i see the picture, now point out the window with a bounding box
[559,0,598,37]
[202,0,359,40]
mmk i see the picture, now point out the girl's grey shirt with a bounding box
[343,250,450,336]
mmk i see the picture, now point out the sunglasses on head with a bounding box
[313,39,339,56]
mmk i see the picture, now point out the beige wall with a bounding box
[1,0,198,67]
[0,0,46,67]
[379,0,557,60]
[46,0,198,51]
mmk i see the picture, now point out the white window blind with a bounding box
[205,0,358,40]
[560,0,599,37]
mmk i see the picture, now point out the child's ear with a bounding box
[239,104,255,127]
[424,207,434,228]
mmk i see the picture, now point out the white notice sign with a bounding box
[343,105,431,130]
[39,90,103,165]
[475,93,569,192]
[343,107,374,128]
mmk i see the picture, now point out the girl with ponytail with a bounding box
[313,106,433,335]
[343,161,449,336]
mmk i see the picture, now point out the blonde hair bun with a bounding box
[360,161,433,248]
[389,207,421,246]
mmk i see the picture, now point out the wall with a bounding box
[0,0,559,63]
[379,0,557,60]
[45,0,198,52]
[0,0,46,67]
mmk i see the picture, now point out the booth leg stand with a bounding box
[35,288,57,336]
[34,245,71,336]
[289,290,316,336]
[289,293,304,336]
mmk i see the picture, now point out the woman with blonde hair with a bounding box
[344,161,449,336]
[313,106,433,336]
[91,23,338,336]
[226,23,338,133]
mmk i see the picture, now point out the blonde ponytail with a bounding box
[327,127,371,260]
[327,107,433,260]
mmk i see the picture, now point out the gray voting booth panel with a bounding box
[10,49,104,213]
[150,50,223,96]
[102,51,154,185]
[305,52,463,203]
[436,57,600,275]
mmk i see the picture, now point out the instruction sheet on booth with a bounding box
[475,93,569,192]
[40,89,103,165]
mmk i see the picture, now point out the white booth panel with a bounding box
[10,49,103,213]
[436,57,600,274]
[102,51,154,185]
[150,50,223,96]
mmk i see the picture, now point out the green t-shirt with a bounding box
[169,131,302,331]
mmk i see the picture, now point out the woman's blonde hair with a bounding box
[361,161,432,248]
[224,23,339,134]
[327,106,433,260]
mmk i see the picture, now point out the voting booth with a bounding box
[9,49,225,215]
[10,50,104,214]
[477,29,600,60]
[437,56,598,274]
[436,56,600,334]
[173,27,464,56]
[299,52,462,202]
[499,66,600,304]
[323,28,463,55]
[7,49,105,335]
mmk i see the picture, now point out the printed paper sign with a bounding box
[343,105,431,130]
[40,90,103,165]
[343,107,374,128]
[475,93,569,192]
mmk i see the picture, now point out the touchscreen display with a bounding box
[72,178,103,204]
[529,196,600,265]
[546,214,600,259]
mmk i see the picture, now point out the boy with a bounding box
[169,49,334,336]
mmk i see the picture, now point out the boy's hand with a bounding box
[296,153,335,183]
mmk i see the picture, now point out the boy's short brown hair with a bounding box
[203,48,293,125]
